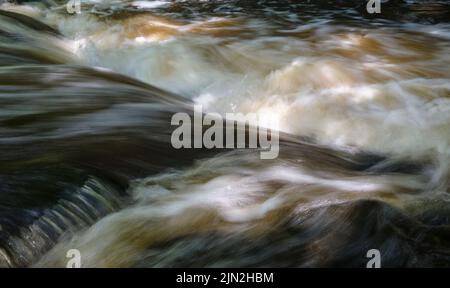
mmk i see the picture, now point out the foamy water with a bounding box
[1,0,450,267]
[33,1,450,158]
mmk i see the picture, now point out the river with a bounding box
[0,0,449,267]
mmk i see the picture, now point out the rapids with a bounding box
[0,0,449,267]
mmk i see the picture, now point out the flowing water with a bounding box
[0,0,450,267]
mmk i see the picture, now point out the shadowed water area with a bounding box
[0,0,449,267]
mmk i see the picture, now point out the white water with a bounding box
[2,0,450,267]
[27,3,449,159]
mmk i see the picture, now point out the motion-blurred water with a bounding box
[0,0,450,267]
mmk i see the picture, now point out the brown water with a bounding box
[0,0,450,267]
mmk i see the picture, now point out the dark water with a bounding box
[0,0,449,267]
